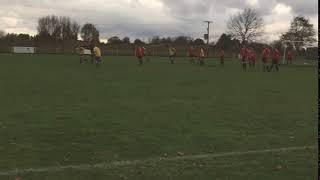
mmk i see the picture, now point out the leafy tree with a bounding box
[193,38,205,45]
[159,37,173,44]
[134,39,144,45]
[150,36,161,44]
[173,36,193,45]
[280,16,316,50]
[80,23,100,44]
[122,37,130,44]
[215,33,241,52]
[108,36,122,44]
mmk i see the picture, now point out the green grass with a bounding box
[0,54,317,180]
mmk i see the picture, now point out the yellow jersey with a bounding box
[93,47,101,57]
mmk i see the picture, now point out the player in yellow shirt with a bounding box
[168,46,177,64]
[93,45,102,67]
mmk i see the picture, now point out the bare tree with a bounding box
[60,16,80,40]
[37,15,79,40]
[70,21,80,40]
[227,8,264,45]
[37,15,61,40]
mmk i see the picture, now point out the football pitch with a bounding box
[0,54,317,180]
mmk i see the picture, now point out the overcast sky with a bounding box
[0,0,318,43]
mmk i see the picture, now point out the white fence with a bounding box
[12,47,36,54]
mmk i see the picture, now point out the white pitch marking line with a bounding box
[0,145,316,176]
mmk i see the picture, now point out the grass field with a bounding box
[0,54,317,180]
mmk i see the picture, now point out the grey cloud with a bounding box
[0,0,317,42]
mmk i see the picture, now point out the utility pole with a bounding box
[203,21,212,56]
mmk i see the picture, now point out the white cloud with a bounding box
[1,17,19,27]
[272,3,292,15]
[246,0,259,7]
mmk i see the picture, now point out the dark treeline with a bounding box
[0,14,317,59]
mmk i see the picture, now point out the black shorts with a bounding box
[95,57,102,63]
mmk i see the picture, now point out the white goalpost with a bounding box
[281,40,305,64]
[12,47,36,54]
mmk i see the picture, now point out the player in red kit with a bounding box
[268,48,280,72]
[219,48,225,66]
[135,46,144,65]
[240,47,248,71]
[286,49,293,64]
[249,48,257,68]
[261,47,270,72]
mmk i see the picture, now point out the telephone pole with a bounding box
[203,21,213,56]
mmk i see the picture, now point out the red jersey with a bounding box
[135,47,144,57]
[262,48,270,58]
[250,50,256,61]
[272,49,280,61]
[240,48,248,60]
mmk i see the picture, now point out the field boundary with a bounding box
[0,145,316,176]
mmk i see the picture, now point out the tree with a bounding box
[37,15,61,40]
[0,30,5,39]
[159,37,173,44]
[122,37,130,44]
[215,33,240,52]
[150,36,161,44]
[280,16,316,50]
[108,36,122,44]
[37,15,79,40]
[227,8,264,45]
[193,38,205,45]
[80,23,100,44]
[70,21,80,40]
[60,16,80,40]
[173,36,193,45]
[134,39,144,45]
